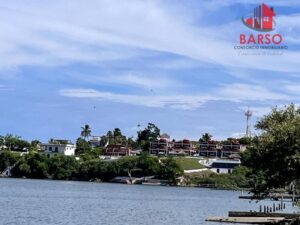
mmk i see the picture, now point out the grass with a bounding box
[176,157,205,170]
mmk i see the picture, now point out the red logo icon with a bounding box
[242,3,275,32]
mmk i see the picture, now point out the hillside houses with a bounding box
[150,135,246,159]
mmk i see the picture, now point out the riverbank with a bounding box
[1,151,251,189]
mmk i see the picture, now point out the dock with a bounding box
[206,216,287,224]
[206,211,300,225]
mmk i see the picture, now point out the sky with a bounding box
[0,0,300,142]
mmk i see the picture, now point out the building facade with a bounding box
[105,144,132,156]
[42,140,75,157]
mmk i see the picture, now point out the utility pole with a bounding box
[245,108,253,138]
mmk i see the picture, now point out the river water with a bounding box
[0,178,296,225]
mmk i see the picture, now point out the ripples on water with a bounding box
[0,178,295,225]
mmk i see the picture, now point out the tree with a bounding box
[137,123,160,151]
[75,137,91,155]
[242,104,300,196]
[0,151,21,171]
[159,157,183,184]
[113,128,126,144]
[49,155,79,180]
[3,134,30,151]
[81,124,92,141]
[199,133,212,143]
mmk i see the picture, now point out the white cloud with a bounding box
[285,84,300,93]
[216,83,288,101]
[69,72,182,90]
[59,83,289,110]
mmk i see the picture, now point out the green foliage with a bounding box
[80,147,104,161]
[0,151,21,171]
[242,104,300,195]
[137,152,160,175]
[159,157,184,183]
[1,134,30,151]
[186,166,251,188]
[81,124,92,141]
[176,157,205,170]
[76,137,91,155]
[49,155,79,180]
[199,133,212,143]
[13,153,49,179]
[137,123,160,151]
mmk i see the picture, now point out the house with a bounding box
[89,136,108,149]
[149,134,172,156]
[42,139,75,157]
[200,158,241,174]
[105,144,131,156]
[170,139,196,156]
[221,143,242,158]
[198,140,244,159]
[149,138,170,156]
[245,3,275,31]
[199,141,220,158]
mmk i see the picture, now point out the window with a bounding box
[55,147,58,152]
[49,147,52,151]
[263,17,269,22]
[217,169,220,173]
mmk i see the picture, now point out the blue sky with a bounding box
[0,0,300,142]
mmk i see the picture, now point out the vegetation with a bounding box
[0,134,30,151]
[81,124,92,141]
[242,104,300,196]
[176,157,205,170]
[185,166,251,189]
[3,152,183,184]
[199,133,212,143]
[0,151,21,171]
[137,123,160,151]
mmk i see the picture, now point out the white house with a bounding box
[42,140,75,157]
[200,158,241,174]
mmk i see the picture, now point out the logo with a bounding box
[234,2,288,52]
[242,3,276,32]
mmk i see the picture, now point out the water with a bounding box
[0,178,296,225]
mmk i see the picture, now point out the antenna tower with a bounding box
[245,108,253,137]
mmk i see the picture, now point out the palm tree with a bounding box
[81,124,92,141]
[199,133,212,143]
